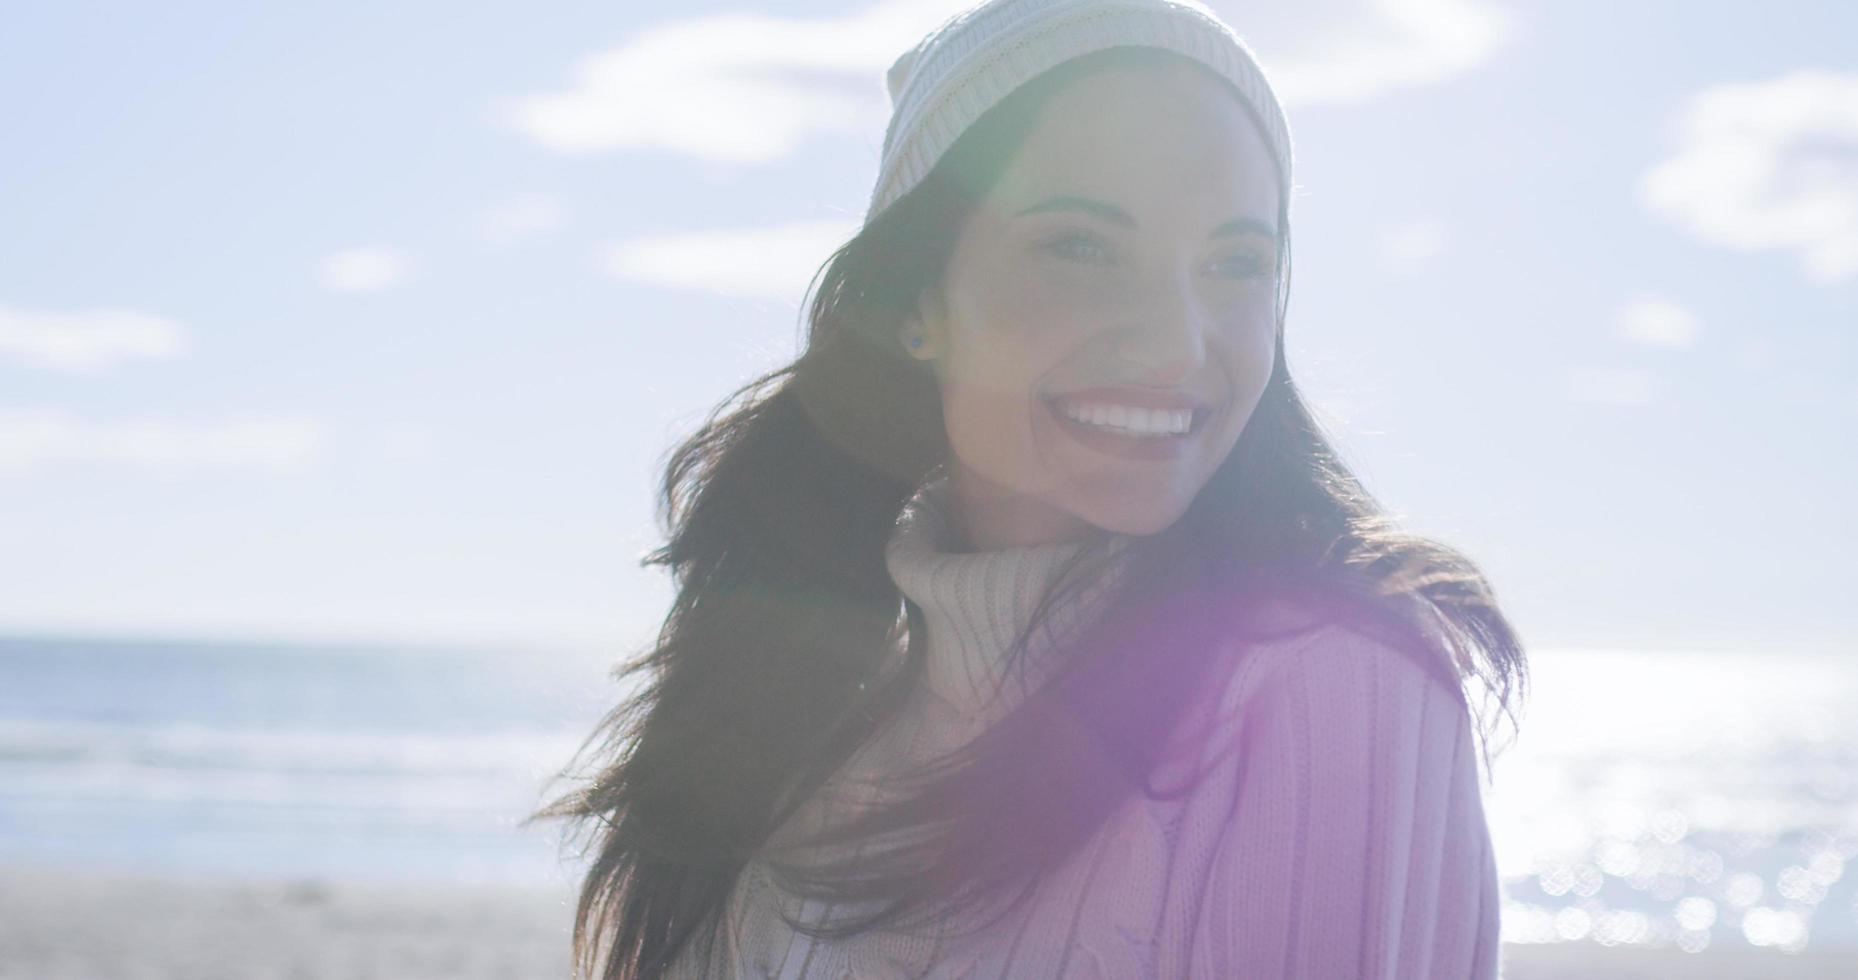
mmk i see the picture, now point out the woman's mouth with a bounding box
[1041,389,1211,459]
[1052,401,1195,437]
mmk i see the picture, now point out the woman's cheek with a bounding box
[949,303,1082,385]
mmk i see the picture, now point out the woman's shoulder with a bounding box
[1220,584,1467,696]
[1147,587,1482,798]
[1177,588,1474,751]
[1154,594,1504,980]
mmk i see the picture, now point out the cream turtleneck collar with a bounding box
[882,474,1136,724]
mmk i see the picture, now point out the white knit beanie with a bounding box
[867,0,1293,227]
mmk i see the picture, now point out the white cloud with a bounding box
[478,192,566,244]
[1640,70,1858,284]
[1565,367,1656,407]
[1267,0,1515,107]
[493,0,959,162]
[497,0,1512,165]
[0,305,185,372]
[319,247,411,292]
[0,410,326,474]
[1379,217,1448,275]
[596,217,862,305]
[1614,295,1700,349]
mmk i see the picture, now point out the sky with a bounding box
[1,0,1853,659]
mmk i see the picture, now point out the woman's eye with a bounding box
[1041,232,1111,264]
[1215,252,1273,280]
[1037,235,1273,281]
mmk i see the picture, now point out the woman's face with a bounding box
[908,60,1283,549]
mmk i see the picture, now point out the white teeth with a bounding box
[1056,401,1193,437]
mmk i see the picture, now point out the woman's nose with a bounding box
[1112,275,1209,384]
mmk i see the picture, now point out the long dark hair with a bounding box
[529,45,1528,979]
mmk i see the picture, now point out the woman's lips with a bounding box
[1044,386,1207,415]
[1040,389,1214,460]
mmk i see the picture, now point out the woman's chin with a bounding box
[1071,498,1192,539]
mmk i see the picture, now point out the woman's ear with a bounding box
[902,285,945,360]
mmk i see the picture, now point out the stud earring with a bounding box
[909,336,923,349]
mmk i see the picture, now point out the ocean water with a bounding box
[1482,647,1858,957]
[0,634,620,890]
[0,635,1853,958]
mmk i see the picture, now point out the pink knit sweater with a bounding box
[667,479,1504,978]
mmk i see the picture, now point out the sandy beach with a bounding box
[4,867,1852,979]
[0,868,576,980]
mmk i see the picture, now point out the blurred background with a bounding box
[2,0,1853,976]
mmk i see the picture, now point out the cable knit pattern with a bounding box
[665,478,1504,978]
[881,473,1133,728]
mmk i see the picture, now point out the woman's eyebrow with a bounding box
[1012,194,1278,241]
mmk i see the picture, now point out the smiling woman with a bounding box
[531,1,1527,978]
[902,57,1283,548]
